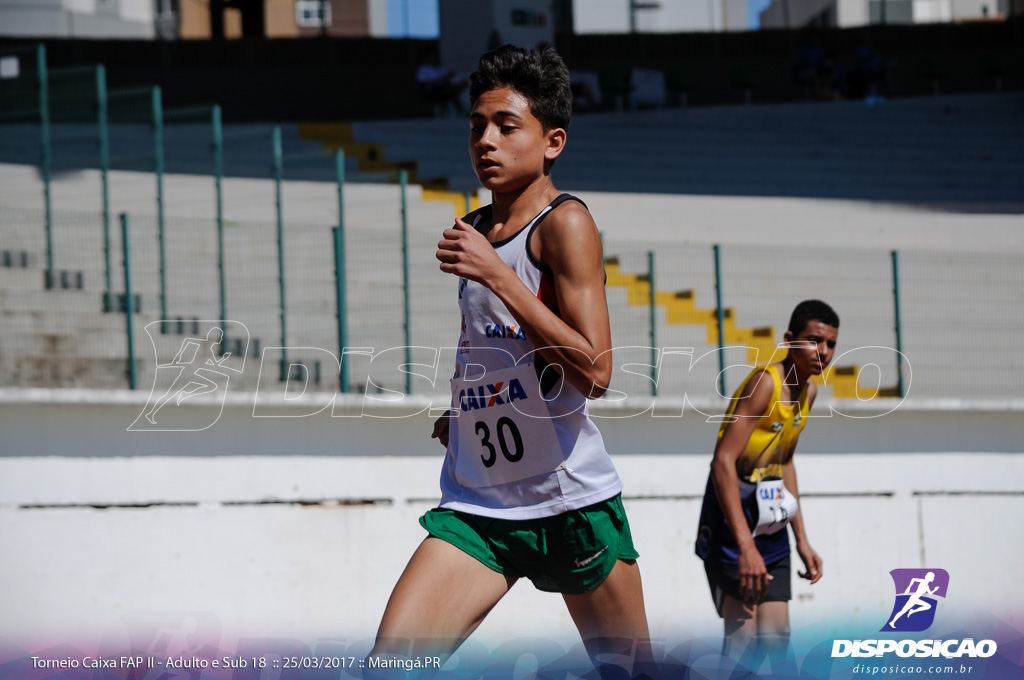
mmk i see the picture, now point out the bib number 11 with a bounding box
[475,417,524,468]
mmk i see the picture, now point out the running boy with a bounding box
[369,46,651,673]
[695,300,835,662]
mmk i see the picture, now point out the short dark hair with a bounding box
[788,299,839,335]
[469,44,572,131]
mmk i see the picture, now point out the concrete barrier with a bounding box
[1,390,1021,645]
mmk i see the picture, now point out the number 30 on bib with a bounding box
[451,365,563,488]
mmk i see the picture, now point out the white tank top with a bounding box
[439,194,623,519]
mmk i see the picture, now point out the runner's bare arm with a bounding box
[710,372,775,601]
[436,203,612,398]
[431,411,453,448]
[784,457,822,584]
[785,382,822,584]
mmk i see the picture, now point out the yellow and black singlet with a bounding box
[718,364,810,483]
[695,365,810,567]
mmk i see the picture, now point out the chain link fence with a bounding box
[7,191,1021,403]
[3,44,1022,402]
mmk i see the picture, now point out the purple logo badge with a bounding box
[882,568,950,632]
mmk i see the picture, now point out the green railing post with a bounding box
[212,105,226,341]
[121,213,137,390]
[891,250,905,398]
[152,86,167,326]
[463,191,472,215]
[272,125,288,381]
[334,150,349,393]
[648,251,658,397]
[400,169,412,394]
[336,149,345,234]
[37,44,54,289]
[713,244,726,397]
[97,65,112,312]
[334,225,349,394]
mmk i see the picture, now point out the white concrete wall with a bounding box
[1,391,1022,649]
[366,0,389,37]
[757,0,1004,28]
[571,0,630,34]
[572,0,746,33]
[951,0,1003,18]
[1,453,1022,648]
[4,389,1024,457]
[914,0,954,22]
[839,0,871,26]
[0,0,156,38]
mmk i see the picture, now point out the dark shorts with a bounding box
[419,494,639,595]
[704,554,792,617]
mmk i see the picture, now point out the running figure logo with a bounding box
[129,321,249,432]
[882,568,950,632]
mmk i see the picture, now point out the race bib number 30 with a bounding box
[451,365,563,488]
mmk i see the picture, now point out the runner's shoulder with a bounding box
[535,199,601,272]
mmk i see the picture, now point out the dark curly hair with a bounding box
[788,299,840,335]
[469,44,573,131]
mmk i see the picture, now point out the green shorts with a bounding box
[419,494,639,595]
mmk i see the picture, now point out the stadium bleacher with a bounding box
[1,92,1023,399]
[343,92,1024,205]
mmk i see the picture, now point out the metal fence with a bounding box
[6,192,1023,402]
[2,44,1022,402]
